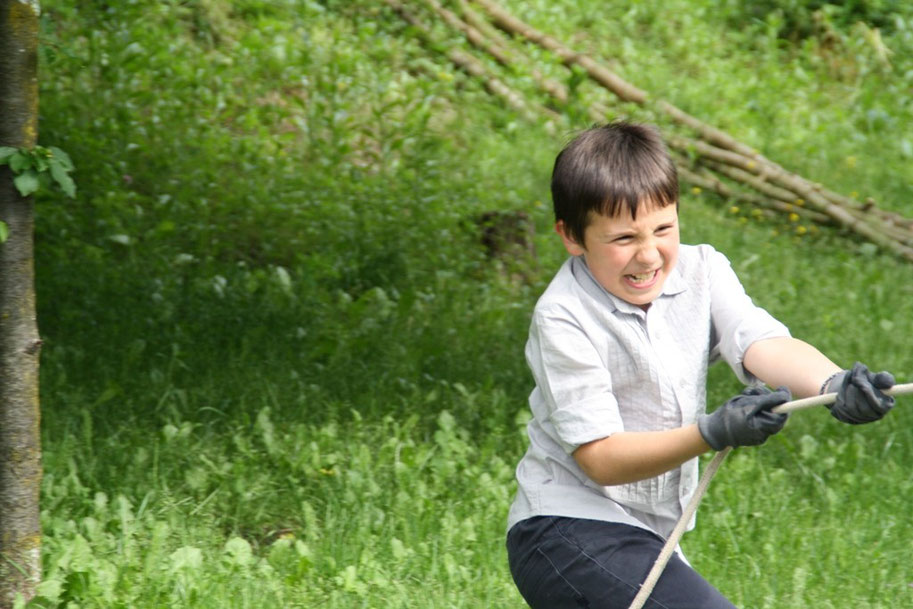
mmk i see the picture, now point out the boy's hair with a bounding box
[551,121,678,245]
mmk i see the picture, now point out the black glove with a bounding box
[824,362,894,424]
[698,386,790,451]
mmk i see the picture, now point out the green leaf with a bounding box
[0,220,8,243]
[169,546,204,572]
[32,153,49,172]
[48,146,75,171]
[8,151,32,173]
[0,147,17,164]
[13,170,40,196]
[34,578,64,604]
[223,537,253,567]
[49,161,77,197]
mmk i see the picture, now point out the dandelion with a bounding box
[691,186,702,195]
[794,198,804,206]
[729,205,740,214]
[796,225,807,235]
[789,212,800,222]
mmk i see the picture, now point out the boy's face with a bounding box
[557,203,680,308]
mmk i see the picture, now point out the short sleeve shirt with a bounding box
[507,244,791,538]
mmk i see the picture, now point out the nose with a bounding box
[634,238,661,266]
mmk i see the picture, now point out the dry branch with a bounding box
[385,0,551,123]
[472,0,649,104]
[473,0,760,157]
[463,0,913,262]
[701,160,808,207]
[428,1,833,224]
[682,163,828,223]
[385,0,913,260]
[424,0,512,66]
[426,0,572,104]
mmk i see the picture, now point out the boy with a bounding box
[506,122,895,609]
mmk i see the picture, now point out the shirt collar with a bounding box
[571,255,687,316]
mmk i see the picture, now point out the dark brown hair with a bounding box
[551,121,678,245]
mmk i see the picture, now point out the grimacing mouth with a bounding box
[625,269,658,283]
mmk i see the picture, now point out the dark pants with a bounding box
[507,516,737,609]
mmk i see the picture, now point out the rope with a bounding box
[627,382,913,609]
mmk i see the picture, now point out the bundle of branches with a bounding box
[384,0,913,262]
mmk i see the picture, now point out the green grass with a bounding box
[18,0,913,607]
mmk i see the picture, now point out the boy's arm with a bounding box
[743,336,895,424]
[574,426,710,486]
[574,387,789,486]
[742,336,841,398]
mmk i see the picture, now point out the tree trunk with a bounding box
[0,1,43,607]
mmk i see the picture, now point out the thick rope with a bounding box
[627,382,913,609]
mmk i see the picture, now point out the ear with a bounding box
[555,220,585,256]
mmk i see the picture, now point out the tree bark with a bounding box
[0,1,43,607]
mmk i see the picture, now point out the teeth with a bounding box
[628,271,654,283]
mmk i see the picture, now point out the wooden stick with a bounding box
[628,382,913,609]
[627,447,732,609]
[773,382,913,414]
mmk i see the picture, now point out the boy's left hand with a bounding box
[824,362,895,424]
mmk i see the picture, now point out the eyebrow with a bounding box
[601,230,634,239]
[600,218,677,238]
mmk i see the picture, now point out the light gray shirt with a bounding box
[507,244,791,538]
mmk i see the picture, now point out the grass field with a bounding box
[19,1,913,607]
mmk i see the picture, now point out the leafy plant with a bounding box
[0,145,76,198]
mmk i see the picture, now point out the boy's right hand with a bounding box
[698,386,790,451]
